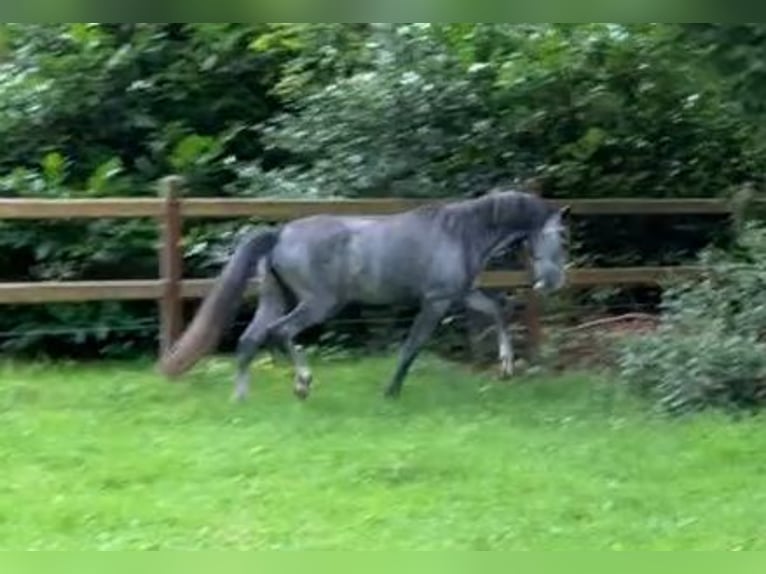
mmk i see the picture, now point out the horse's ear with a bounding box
[559,205,571,219]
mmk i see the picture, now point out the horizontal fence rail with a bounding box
[0,196,754,220]
[0,177,750,359]
[0,267,706,305]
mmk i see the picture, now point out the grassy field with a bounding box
[1,353,766,550]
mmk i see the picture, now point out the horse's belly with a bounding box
[345,236,421,305]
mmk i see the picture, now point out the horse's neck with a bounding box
[477,227,526,267]
[455,209,529,275]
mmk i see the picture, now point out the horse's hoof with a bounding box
[383,386,401,399]
[293,374,311,400]
[293,384,310,400]
[499,366,514,380]
[499,355,514,379]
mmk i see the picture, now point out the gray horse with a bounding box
[159,189,569,400]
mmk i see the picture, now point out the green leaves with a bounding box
[617,224,766,415]
[1,23,766,358]
[563,128,608,161]
[87,158,124,196]
[40,151,68,189]
[170,135,222,172]
[254,23,763,204]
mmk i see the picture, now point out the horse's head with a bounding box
[527,206,570,292]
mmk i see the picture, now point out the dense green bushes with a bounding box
[617,223,766,414]
[255,24,761,201]
[0,23,764,356]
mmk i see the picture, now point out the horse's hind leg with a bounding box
[283,340,312,400]
[464,289,514,378]
[266,297,337,399]
[384,298,452,398]
[233,274,287,401]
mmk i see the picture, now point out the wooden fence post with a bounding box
[158,176,184,359]
[522,286,542,362]
[523,183,543,362]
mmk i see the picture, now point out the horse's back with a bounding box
[270,214,386,301]
[271,212,462,304]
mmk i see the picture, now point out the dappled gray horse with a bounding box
[159,190,569,400]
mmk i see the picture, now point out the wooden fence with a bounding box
[0,176,741,358]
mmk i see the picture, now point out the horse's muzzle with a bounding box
[533,273,566,292]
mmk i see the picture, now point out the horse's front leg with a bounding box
[384,298,453,398]
[464,289,514,378]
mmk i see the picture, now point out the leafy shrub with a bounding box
[617,223,766,414]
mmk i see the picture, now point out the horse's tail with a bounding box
[158,228,280,378]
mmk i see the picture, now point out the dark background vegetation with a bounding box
[0,24,764,357]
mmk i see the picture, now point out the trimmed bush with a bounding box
[617,223,766,414]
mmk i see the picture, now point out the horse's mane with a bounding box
[414,189,554,240]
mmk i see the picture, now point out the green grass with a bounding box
[2,353,766,550]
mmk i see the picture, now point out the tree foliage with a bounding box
[251,24,761,200]
[0,23,764,356]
